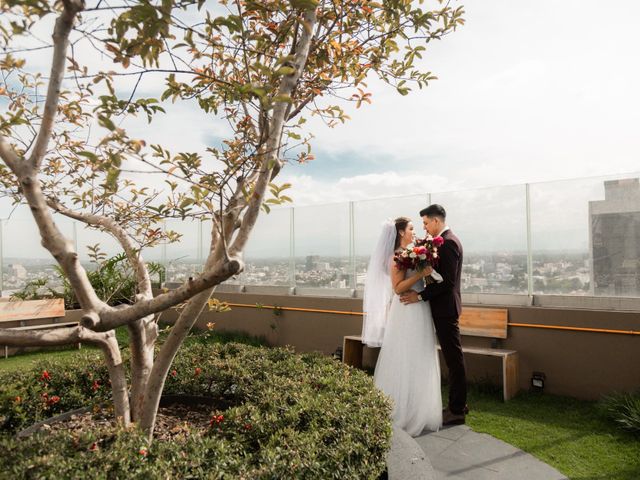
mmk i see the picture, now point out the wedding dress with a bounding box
[373,269,443,436]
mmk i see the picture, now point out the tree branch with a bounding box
[27,0,84,171]
[47,198,153,299]
[0,135,20,171]
[96,258,242,331]
[230,8,318,256]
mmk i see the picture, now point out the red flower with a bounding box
[14,396,21,404]
[89,442,99,451]
[170,370,177,378]
[209,414,224,427]
[47,395,60,405]
[40,370,51,382]
[92,380,100,392]
[194,367,202,376]
[433,236,444,247]
[243,423,252,431]
[139,447,148,456]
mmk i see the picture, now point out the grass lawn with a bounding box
[464,385,640,480]
[0,328,267,373]
[0,347,86,373]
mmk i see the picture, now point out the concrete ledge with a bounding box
[243,285,293,296]
[388,425,434,480]
[213,284,245,293]
[295,287,356,298]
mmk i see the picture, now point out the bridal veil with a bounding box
[362,219,396,347]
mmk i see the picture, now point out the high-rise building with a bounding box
[589,178,640,296]
[305,255,320,271]
[10,264,27,280]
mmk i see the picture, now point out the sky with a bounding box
[276,0,640,205]
[2,1,640,258]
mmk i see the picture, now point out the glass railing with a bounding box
[2,172,640,298]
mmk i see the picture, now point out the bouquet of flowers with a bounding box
[393,235,444,271]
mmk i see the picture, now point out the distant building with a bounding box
[589,178,640,296]
[10,264,27,280]
[305,255,320,271]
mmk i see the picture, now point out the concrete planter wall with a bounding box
[163,292,640,401]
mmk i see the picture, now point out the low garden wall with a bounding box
[158,291,640,401]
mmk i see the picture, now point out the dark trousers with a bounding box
[433,315,467,414]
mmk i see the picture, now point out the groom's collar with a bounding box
[437,226,450,237]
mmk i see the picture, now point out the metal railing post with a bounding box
[197,220,203,273]
[289,207,296,288]
[0,220,3,296]
[526,184,534,297]
[349,201,356,290]
[73,222,78,252]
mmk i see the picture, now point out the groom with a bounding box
[400,204,467,425]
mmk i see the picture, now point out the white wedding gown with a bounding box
[373,270,442,436]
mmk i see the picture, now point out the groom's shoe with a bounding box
[442,408,466,426]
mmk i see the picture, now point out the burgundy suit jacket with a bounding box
[419,229,463,319]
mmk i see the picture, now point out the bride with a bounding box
[362,217,442,436]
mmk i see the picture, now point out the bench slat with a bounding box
[0,299,65,323]
[437,345,516,357]
[459,307,508,339]
[9,322,78,331]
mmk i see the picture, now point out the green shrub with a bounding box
[0,343,392,479]
[0,351,112,431]
[599,391,640,435]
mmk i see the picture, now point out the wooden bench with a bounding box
[343,306,519,401]
[0,299,77,358]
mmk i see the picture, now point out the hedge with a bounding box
[0,342,392,479]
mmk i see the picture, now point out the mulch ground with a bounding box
[37,403,213,441]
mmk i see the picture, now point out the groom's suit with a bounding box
[419,228,467,415]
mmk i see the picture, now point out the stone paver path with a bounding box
[415,425,568,480]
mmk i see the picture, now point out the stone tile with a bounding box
[415,433,455,457]
[488,452,568,480]
[388,426,435,480]
[427,424,472,441]
[417,426,568,480]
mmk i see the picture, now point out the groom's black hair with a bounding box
[420,204,446,220]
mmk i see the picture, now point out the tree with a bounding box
[0,0,464,439]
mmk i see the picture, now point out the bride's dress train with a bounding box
[374,279,442,436]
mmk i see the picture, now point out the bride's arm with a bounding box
[391,264,433,294]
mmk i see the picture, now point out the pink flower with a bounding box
[433,236,444,247]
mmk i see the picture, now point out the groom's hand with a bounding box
[400,290,420,305]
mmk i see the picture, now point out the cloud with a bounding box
[279,171,452,206]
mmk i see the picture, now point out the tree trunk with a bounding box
[127,317,157,421]
[138,286,215,437]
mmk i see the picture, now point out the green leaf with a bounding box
[98,115,116,131]
[290,0,320,9]
[77,151,99,162]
